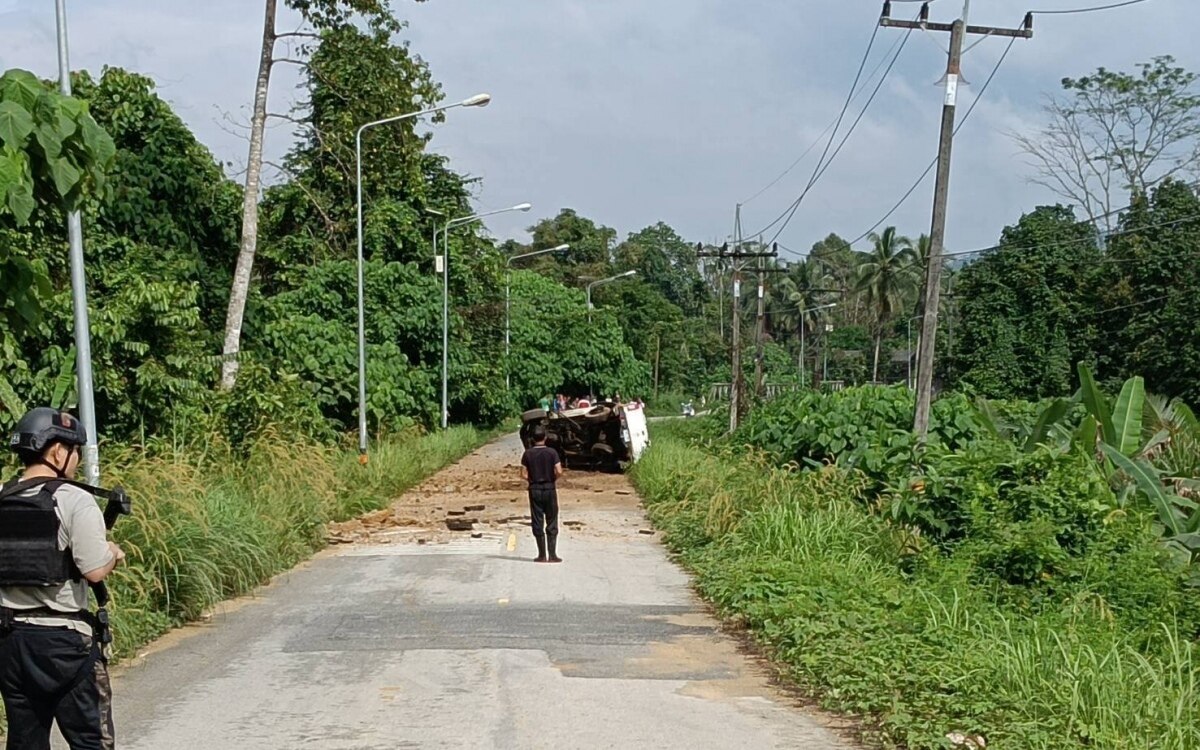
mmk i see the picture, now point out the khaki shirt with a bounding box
[0,483,114,635]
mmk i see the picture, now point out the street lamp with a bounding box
[440,202,533,428]
[586,270,638,323]
[797,303,837,388]
[506,244,570,390]
[905,313,940,390]
[355,93,490,460]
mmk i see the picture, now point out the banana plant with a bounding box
[1076,362,1146,458]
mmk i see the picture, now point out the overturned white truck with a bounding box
[519,401,649,472]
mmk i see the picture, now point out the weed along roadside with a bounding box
[632,400,1200,749]
[86,426,492,661]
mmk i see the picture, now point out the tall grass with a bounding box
[101,425,489,657]
[632,426,1200,749]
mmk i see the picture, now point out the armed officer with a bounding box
[0,408,124,749]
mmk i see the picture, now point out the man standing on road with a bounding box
[520,425,563,563]
[0,408,124,749]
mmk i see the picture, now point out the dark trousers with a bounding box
[528,484,559,539]
[0,625,113,750]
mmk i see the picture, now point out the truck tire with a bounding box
[521,408,547,422]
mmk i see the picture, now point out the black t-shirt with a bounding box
[521,445,560,485]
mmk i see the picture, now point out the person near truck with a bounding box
[520,425,563,563]
[0,408,125,749]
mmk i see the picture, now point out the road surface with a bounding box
[96,433,855,749]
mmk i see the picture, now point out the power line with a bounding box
[765,27,917,246]
[740,21,886,237]
[940,210,1200,261]
[740,29,910,206]
[781,32,1018,261]
[746,20,917,243]
[1029,0,1148,14]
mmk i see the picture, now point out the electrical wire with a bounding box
[740,22,883,237]
[1029,0,1148,14]
[745,21,916,244]
[939,210,1200,261]
[793,32,1018,261]
[740,29,910,206]
[762,28,918,246]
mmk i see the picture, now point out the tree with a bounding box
[1012,56,1200,231]
[948,206,1099,399]
[0,69,115,336]
[221,0,417,389]
[614,222,706,315]
[772,260,835,383]
[526,209,617,285]
[1090,180,1200,405]
[856,227,917,382]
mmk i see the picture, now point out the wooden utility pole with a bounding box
[880,0,1032,439]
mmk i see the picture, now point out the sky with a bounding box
[0,0,1193,258]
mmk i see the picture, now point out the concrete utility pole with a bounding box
[752,258,787,399]
[698,231,777,433]
[880,0,1032,440]
[55,0,100,486]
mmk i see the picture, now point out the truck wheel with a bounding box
[521,408,547,422]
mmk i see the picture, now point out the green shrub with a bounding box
[634,426,1200,748]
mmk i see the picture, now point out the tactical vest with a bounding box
[0,480,81,587]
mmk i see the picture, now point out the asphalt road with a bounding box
[94,433,854,749]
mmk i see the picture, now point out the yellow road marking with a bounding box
[497,598,510,606]
[506,532,517,551]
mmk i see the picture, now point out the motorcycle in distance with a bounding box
[681,401,695,419]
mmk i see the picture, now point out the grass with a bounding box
[100,424,491,658]
[631,423,1200,749]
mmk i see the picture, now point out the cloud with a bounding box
[0,0,1193,254]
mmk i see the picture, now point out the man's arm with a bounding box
[83,543,124,584]
[66,490,123,584]
[554,460,563,479]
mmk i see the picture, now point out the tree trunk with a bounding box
[872,332,881,383]
[220,0,278,390]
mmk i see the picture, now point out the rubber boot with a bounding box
[534,536,548,563]
[547,535,562,563]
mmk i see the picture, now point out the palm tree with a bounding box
[856,227,918,382]
[774,260,835,383]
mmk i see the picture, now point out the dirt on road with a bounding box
[326,435,651,547]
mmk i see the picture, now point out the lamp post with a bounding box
[586,270,637,324]
[583,270,637,398]
[905,313,939,390]
[506,244,569,390]
[355,93,490,460]
[54,0,100,485]
[797,303,837,388]
[441,202,533,428]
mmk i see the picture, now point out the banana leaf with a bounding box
[1024,398,1069,453]
[1111,375,1145,456]
[1077,362,1116,449]
[1102,443,1184,535]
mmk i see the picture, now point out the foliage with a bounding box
[0,68,114,337]
[1012,56,1200,229]
[1089,180,1200,406]
[735,385,982,483]
[949,206,1100,400]
[101,425,488,656]
[633,426,1200,749]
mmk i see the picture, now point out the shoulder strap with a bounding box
[0,477,118,503]
[0,477,57,502]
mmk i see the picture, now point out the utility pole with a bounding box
[880,0,1032,439]
[753,256,787,399]
[699,234,777,433]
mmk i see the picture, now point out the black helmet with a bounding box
[9,408,87,458]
